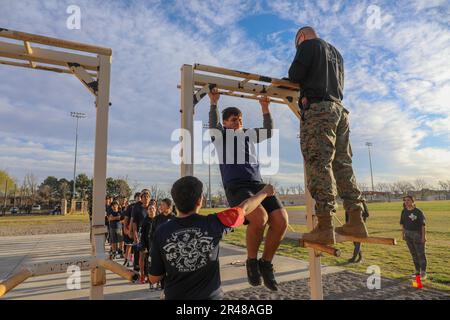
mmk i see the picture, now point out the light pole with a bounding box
[71,112,86,200]
[203,123,212,208]
[365,142,374,193]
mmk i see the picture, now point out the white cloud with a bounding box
[0,0,449,191]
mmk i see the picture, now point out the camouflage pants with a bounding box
[300,100,364,217]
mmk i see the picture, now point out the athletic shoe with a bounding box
[420,272,427,280]
[246,259,261,286]
[258,258,278,291]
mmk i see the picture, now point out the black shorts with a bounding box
[224,181,283,221]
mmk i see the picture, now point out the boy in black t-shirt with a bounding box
[149,176,275,300]
[140,203,157,283]
[108,201,123,258]
[400,195,427,279]
[148,198,176,290]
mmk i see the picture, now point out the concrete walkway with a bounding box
[0,233,340,300]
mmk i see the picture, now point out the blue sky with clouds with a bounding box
[1,0,449,193]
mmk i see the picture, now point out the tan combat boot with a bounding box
[302,215,335,245]
[335,208,369,238]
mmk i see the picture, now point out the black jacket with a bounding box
[289,38,344,103]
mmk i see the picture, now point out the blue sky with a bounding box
[1,0,449,193]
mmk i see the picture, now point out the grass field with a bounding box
[1,201,448,291]
[202,200,450,291]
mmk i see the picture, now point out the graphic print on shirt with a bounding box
[162,228,215,272]
[408,213,417,221]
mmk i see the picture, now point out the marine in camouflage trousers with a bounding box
[300,100,364,218]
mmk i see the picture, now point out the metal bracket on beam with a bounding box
[67,62,98,95]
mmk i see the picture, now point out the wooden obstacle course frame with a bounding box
[179,64,397,300]
[179,64,327,299]
[0,28,118,300]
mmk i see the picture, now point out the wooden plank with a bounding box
[97,259,138,282]
[68,63,98,95]
[0,28,112,56]
[299,238,341,257]
[194,63,300,90]
[180,64,194,177]
[90,54,112,300]
[193,73,299,103]
[0,40,99,70]
[0,268,33,297]
[335,234,396,245]
[0,59,98,76]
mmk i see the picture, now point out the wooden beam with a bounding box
[68,63,98,95]
[0,28,112,56]
[0,268,33,297]
[0,40,99,71]
[180,64,194,177]
[193,73,299,103]
[194,63,300,90]
[299,238,341,257]
[335,234,397,245]
[97,259,139,282]
[0,59,97,76]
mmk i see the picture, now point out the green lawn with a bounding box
[201,200,450,291]
[0,213,88,226]
[1,201,448,291]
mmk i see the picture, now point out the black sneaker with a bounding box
[258,258,278,291]
[246,259,262,286]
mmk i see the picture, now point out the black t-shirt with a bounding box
[149,213,176,249]
[289,38,344,103]
[400,208,426,232]
[108,210,121,229]
[150,213,232,300]
[105,205,112,226]
[131,202,148,228]
[123,203,134,225]
[140,215,154,250]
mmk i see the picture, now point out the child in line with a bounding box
[149,176,275,300]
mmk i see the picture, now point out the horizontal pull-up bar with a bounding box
[0,59,97,77]
[177,84,287,104]
[0,28,112,56]
[194,63,300,90]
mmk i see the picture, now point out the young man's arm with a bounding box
[421,225,426,243]
[217,185,275,228]
[255,97,273,142]
[208,88,223,130]
[149,236,164,284]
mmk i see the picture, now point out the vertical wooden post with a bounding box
[90,54,111,300]
[180,64,194,177]
[302,122,324,300]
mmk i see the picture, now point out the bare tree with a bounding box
[413,178,428,200]
[357,182,369,192]
[395,181,414,196]
[149,184,169,201]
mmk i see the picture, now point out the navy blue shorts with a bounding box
[224,181,283,223]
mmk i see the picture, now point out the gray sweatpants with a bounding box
[404,230,427,273]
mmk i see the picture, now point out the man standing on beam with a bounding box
[288,26,369,245]
[208,89,288,291]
